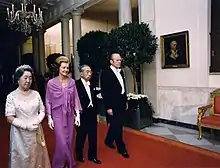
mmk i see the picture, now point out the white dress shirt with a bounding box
[110,65,125,94]
[81,78,93,107]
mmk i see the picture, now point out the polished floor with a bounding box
[99,115,220,153]
[141,123,220,153]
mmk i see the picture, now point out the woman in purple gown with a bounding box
[45,56,82,168]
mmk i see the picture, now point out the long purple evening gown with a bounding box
[45,77,82,168]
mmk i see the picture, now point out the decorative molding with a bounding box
[158,86,217,91]
[60,16,70,22]
[71,8,84,16]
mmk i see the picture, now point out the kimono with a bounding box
[45,77,82,168]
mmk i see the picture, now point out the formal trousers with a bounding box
[75,107,98,159]
[105,108,126,154]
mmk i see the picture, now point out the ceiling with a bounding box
[0,0,138,35]
[0,0,58,32]
[0,0,58,12]
[86,0,138,13]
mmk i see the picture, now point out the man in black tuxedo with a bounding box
[75,65,101,164]
[100,53,130,158]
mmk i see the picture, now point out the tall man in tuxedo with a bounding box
[101,53,130,158]
[75,65,101,164]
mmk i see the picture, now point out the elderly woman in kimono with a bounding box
[45,56,82,168]
[5,65,51,168]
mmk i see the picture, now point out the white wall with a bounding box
[143,0,220,125]
[156,0,209,88]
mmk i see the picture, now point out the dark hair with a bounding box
[14,66,34,81]
[14,65,37,90]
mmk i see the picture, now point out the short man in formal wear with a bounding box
[100,53,130,158]
[75,65,101,164]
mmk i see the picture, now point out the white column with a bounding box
[138,0,158,113]
[32,34,39,73]
[61,17,70,57]
[38,30,46,75]
[118,0,132,26]
[118,0,133,93]
[72,10,83,80]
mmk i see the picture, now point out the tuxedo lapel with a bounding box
[109,68,122,88]
[78,79,90,100]
[89,85,95,102]
[120,70,127,93]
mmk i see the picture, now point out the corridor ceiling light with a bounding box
[6,0,44,35]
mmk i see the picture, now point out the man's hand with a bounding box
[97,115,99,122]
[75,110,80,126]
[107,109,113,116]
[75,115,80,126]
[125,102,128,111]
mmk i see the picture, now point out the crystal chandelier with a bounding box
[6,0,44,35]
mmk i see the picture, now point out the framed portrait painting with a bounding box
[160,31,190,69]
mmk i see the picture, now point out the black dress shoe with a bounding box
[121,152,130,158]
[76,156,85,162]
[88,158,102,164]
[105,142,115,149]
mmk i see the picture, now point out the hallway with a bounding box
[1,114,220,168]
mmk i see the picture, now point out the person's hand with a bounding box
[97,115,99,122]
[107,109,113,116]
[75,114,80,126]
[26,123,39,131]
[75,110,80,126]
[125,102,128,111]
[48,115,54,130]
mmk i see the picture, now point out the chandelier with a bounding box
[6,0,44,35]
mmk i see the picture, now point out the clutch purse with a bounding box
[36,125,46,147]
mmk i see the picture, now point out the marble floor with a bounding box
[141,123,220,153]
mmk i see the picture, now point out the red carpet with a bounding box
[1,117,220,168]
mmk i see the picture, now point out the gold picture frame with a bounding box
[160,31,190,69]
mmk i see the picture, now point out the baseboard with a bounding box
[153,118,213,133]
[100,115,214,133]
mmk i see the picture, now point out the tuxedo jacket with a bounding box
[100,67,127,112]
[75,79,98,115]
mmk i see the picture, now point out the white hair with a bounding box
[15,64,32,73]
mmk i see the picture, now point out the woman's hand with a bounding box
[26,123,39,131]
[47,115,54,130]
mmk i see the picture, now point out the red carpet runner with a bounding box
[1,117,220,168]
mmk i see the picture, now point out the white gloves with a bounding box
[35,112,45,125]
[48,115,54,130]
[47,111,80,129]
[74,110,80,126]
[12,118,38,131]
